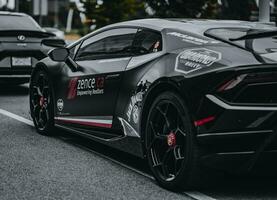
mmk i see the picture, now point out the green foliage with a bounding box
[81,0,258,32]
[146,0,218,18]
[81,0,146,29]
[219,0,256,20]
[201,0,220,19]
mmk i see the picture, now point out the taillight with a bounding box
[194,116,215,127]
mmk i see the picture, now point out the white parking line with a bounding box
[185,191,217,200]
[0,108,217,200]
[0,109,33,126]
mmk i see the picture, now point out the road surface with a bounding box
[0,84,277,200]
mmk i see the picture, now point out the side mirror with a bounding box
[48,47,69,62]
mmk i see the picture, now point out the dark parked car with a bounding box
[30,18,277,191]
[0,12,65,85]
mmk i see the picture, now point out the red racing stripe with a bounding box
[55,119,112,128]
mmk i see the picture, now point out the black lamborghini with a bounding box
[29,19,277,190]
[0,11,65,85]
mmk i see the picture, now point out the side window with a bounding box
[132,29,162,55]
[75,28,137,61]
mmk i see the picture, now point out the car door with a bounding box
[57,28,138,131]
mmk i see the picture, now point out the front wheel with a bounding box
[29,70,55,135]
[145,92,202,191]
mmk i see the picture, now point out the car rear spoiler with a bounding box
[0,30,55,38]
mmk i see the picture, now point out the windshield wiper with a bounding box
[230,30,277,41]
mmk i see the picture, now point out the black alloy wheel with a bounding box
[145,92,201,191]
[30,70,54,135]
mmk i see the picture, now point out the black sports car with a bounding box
[0,11,65,85]
[30,19,277,190]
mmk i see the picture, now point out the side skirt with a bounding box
[55,124,144,158]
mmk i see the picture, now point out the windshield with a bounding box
[0,15,42,31]
[205,28,277,62]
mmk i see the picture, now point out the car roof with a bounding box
[0,11,27,17]
[68,18,277,48]
[108,18,277,35]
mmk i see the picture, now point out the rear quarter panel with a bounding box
[114,30,266,139]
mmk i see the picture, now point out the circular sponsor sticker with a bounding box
[175,48,222,74]
[57,99,64,111]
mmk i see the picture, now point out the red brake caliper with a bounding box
[167,132,176,147]
[39,96,44,107]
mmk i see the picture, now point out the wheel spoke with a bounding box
[33,106,41,127]
[155,134,167,141]
[31,99,38,108]
[35,107,48,129]
[162,148,172,164]
[45,109,49,121]
[33,105,40,116]
[43,97,49,109]
[147,135,167,150]
[33,86,43,96]
[42,76,46,86]
[153,162,162,168]
[41,107,49,122]
[147,138,156,150]
[38,110,43,125]
[38,74,46,93]
[161,164,170,178]
[173,146,184,175]
[150,121,158,136]
[174,114,186,137]
[173,146,184,161]
[151,121,167,140]
[150,148,160,168]
[34,116,39,127]
[162,103,170,115]
[156,105,164,115]
[156,106,171,130]
[147,121,168,150]
[164,115,171,130]
[42,86,49,96]
[32,88,39,98]
[161,148,173,177]
[147,122,157,150]
[176,128,186,137]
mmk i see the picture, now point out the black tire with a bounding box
[145,91,202,191]
[29,70,55,135]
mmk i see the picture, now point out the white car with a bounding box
[43,27,65,39]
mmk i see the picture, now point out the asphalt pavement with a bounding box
[1,84,277,200]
